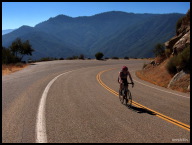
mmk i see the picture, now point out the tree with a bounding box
[79,54,85,60]
[124,56,129,60]
[2,47,18,64]
[9,38,34,61]
[153,43,165,57]
[10,38,22,58]
[95,52,104,60]
[20,40,34,60]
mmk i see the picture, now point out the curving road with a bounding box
[2,60,190,143]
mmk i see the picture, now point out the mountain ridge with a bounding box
[2,11,184,60]
[2,29,16,35]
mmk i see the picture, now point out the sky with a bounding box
[2,2,190,30]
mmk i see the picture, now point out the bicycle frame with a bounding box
[121,83,132,95]
[119,83,133,107]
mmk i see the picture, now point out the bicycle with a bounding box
[119,83,133,107]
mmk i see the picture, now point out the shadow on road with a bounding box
[125,104,156,115]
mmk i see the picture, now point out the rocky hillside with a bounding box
[137,9,190,93]
[165,9,190,56]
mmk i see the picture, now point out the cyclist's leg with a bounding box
[119,83,123,95]
[118,78,122,95]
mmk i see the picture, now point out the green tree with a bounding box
[9,38,34,61]
[165,48,172,58]
[2,47,18,64]
[79,54,85,60]
[20,40,34,60]
[153,43,165,57]
[10,38,22,58]
[166,45,190,74]
[95,52,104,60]
[124,56,129,60]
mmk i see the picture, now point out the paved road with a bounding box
[2,60,190,143]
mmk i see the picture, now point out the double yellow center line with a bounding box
[96,68,190,132]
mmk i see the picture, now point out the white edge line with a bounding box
[36,71,72,143]
[133,79,190,99]
[128,70,190,99]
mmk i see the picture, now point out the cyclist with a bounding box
[118,66,134,95]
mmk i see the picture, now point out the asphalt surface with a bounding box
[2,60,190,143]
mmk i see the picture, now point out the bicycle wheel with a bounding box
[126,90,132,107]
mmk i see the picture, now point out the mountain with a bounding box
[2,29,16,35]
[2,11,184,60]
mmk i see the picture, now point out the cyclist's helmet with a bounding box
[122,66,128,71]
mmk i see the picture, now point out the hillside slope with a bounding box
[136,9,190,93]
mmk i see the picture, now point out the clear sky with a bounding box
[2,2,190,30]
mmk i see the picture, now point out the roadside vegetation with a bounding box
[2,38,34,64]
[2,38,34,75]
[136,42,190,93]
[166,45,190,75]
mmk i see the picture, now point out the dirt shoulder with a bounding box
[136,59,190,93]
[2,63,29,76]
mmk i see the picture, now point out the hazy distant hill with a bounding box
[2,29,16,35]
[2,11,184,60]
